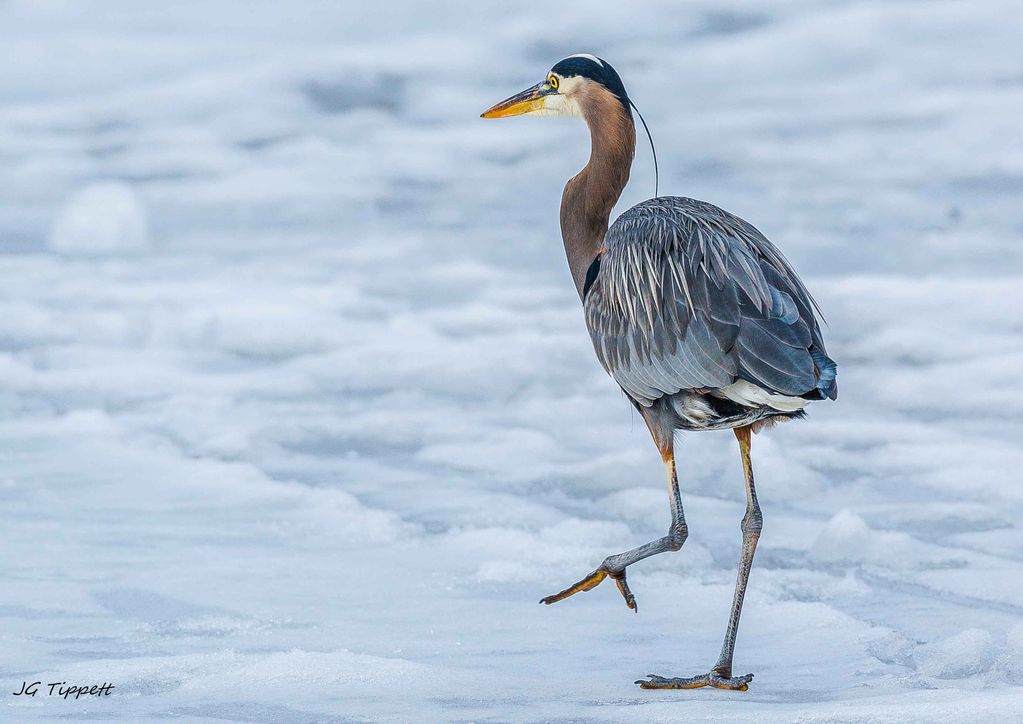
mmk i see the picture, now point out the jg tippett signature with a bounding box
[13,681,114,700]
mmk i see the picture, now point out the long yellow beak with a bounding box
[480,82,548,119]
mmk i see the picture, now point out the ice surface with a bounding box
[2,1,1022,722]
[49,182,149,255]
[916,629,996,679]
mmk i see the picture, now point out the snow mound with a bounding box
[916,629,996,679]
[811,510,909,565]
[1000,622,1023,677]
[49,182,149,255]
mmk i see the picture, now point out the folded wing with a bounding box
[584,197,837,407]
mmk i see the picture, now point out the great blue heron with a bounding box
[481,55,838,692]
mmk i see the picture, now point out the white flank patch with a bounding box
[713,379,810,412]
[669,392,717,424]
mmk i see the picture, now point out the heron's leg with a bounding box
[636,425,759,692]
[540,446,688,611]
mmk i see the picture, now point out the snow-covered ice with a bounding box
[2,1,1022,721]
[49,182,149,255]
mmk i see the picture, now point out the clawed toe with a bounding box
[609,570,637,611]
[539,567,637,611]
[539,568,607,605]
[636,672,753,691]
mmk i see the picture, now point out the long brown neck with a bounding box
[560,89,636,298]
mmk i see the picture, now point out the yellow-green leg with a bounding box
[540,445,687,612]
[637,425,761,692]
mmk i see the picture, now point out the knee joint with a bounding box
[668,522,689,551]
[601,553,625,573]
[741,510,763,538]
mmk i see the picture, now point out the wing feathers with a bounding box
[584,197,836,407]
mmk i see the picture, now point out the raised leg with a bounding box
[637,425,761,691]
[540,444,687,611]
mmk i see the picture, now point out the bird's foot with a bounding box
[539,566,636,611]
[636,672,753,691]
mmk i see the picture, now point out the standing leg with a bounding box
[711,425,762,679]
[637,425,760,691]
[540,441,688,612]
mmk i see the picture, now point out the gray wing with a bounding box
[583,197,837,407]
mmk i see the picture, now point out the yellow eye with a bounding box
[548,75,559,90]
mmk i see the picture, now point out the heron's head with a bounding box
[480,54,630,120]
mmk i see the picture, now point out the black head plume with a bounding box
[550,55,630,111]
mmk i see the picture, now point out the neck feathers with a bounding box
[560,86,636,298]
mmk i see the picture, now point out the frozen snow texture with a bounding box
[916,629,996,679]
[49,182,149,255]
[2,1,1023,722]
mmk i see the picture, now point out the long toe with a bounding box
[540,567,637,610]
[539,568,608,605]
[609,570,637,611]
[636,672,753,691]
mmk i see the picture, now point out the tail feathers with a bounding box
[809,348,838,401]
